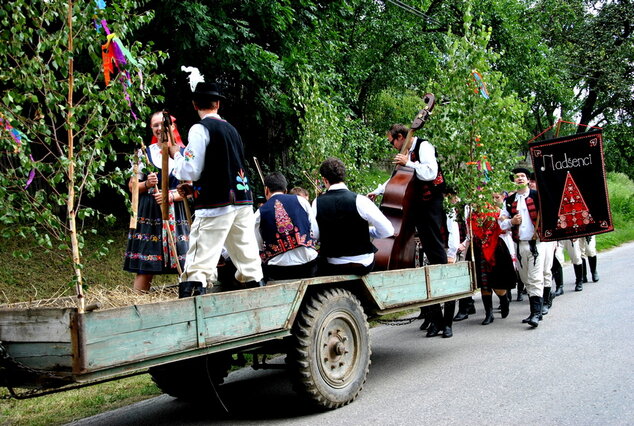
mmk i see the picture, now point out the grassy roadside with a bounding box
[0,172,632,425]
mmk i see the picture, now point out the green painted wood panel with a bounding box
[6,342,73,370]
[428,263,472,297]
[0,308,72,342]
[363,268,428,308]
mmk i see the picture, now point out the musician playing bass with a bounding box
[368,124,454,337]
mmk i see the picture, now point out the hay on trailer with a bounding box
[0,284,178,311]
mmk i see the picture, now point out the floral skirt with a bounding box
[123,194,189,274]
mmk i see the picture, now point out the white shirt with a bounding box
[370,137,439,196]
[172,112,247,217]
[501,189,535,241]
[313,183,395,266]
[254,193,319,266]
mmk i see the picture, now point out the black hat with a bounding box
[510,167,532,182]
[193,82,226,100]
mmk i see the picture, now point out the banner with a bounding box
[529,130,613,241]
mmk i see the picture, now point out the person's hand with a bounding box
[447,257,455,264]
[168,144,181,158]
[458,243,466,253]
[152,190,163,204]
[145,172,158,188]
[367,193,378,201]
[393,153,408,166]
[177,183,194,198]
[511,213,522,226]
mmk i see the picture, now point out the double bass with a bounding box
[373,94,436,271]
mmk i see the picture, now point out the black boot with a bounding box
[426,304,443,337]
[466,297,476,315]
[442,301,455,338]
[499,292,510,318]
[507,290,513,303]
[574,264,584,291]
[178,281,206,298]
[453,297,471,321]
[553,258,564,296]
[522,296,542,327]
[581,258,589,283]
[243,279,267,289]
[542,287,552,315]
[589,256,599,282]
[419,307,431,330]
[481,294,494,325]
[516,279,525,301]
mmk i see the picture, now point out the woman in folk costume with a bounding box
[461,197,516,325]
[124,112,190,292]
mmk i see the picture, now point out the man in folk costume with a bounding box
[255,172,320,280]
[315,157,394,276]
[501,167,555,327]
[369,124,454,338]
[170,75,264,297]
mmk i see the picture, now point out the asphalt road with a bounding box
[70,242,634,426]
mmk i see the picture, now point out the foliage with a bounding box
[0,0,165,284]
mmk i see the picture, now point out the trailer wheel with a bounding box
[290,288,371,409]
[149,353,231,402]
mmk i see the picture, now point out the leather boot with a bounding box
[522,296,542,327]
[516,279,524,301]
[453,297,471,321]
[466,297,476,315]
[426,304,443,337]
[178,281,206,298]
[581,258,589,283]
[481,294,494,325]
[589,256,599,282]
[542,287,551,315]
[499,292,510,318]
[574,264,584,291]
[243,279,267,289]
[442,301,455,338]
[553,258,564,296]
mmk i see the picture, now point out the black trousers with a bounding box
[264,259,318,281]
[413,194,448,266]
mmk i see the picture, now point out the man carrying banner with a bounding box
[501,167,554,328]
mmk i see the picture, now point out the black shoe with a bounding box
[526,296,543,328]
[453,312,469,322]
[542,287,552,315]
[244,279,266,289]
[575,281,583,291]
[592,272,599,282]
[554,285,564,296]
[581,258,589,283]
[589,256,599,282]
[481,312,494,325]
[442,326,453,338]
[178,281,206,298]
[426,324,441,337]
[467,305,476,315]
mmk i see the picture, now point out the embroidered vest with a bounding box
[316,189,377,257]
[505,190,539,242]
[409,138,447,201]
[259,194,316,263]
[193,117,253,209]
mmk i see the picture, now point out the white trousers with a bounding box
[579,235,597,257]
[556,239,582,265]
[518,240,555,297]
[181,207,263,287]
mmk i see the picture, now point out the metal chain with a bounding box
[375,316,421,326]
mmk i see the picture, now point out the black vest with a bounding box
[316,189,376,257]
[194,117,253,209]
[410,138,447,201]
[259,194,316,262]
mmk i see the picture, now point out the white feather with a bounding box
[181,66,205,92]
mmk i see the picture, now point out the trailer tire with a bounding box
[289,287,371,409]
[149,353,231,402]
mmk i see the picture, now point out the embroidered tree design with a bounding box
[557,172,594,231]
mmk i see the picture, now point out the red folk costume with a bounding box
[468,205,516,290]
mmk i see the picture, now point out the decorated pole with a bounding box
[160,113,182,275]
[129,150,140,229]
[66,0,85,314]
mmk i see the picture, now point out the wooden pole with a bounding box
[160,113,182,275]
[129,150,139,229]
[66,0,85,313]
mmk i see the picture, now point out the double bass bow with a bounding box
[373,94,436,271]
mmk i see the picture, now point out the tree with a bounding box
[0,0,164,305]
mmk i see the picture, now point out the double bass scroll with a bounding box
[373,94,436,271]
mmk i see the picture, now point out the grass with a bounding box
[0,171,632,425]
